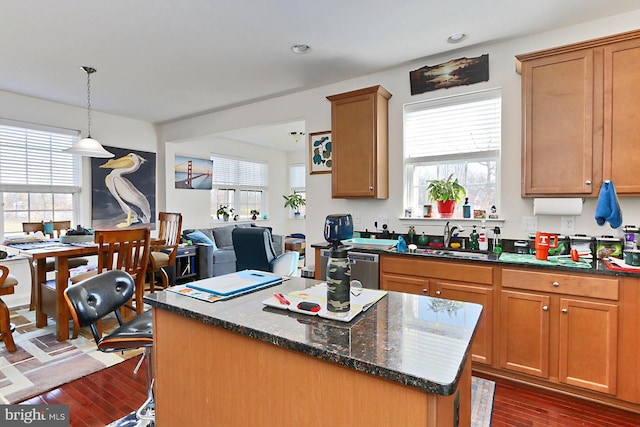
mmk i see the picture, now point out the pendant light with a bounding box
[63,66,114,158]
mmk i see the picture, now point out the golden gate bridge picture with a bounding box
[174,156,213,190]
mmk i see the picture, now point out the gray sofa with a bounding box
[182,224,285,278]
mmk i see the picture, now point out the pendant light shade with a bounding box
[63,66,114,158]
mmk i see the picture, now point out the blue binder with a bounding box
[186,270,282,296]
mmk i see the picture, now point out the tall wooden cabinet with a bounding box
[518,29,640,196]
[327,85,391,199]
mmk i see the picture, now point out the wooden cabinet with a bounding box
[327,85,391,199]
[500,268,619,395]
[380,255,494,365]
[518,29,640,196]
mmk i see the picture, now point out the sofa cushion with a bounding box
[186,230,216,248]
[212,225,235,249]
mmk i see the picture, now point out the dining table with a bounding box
[1,241,99,341]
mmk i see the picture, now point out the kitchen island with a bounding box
[145,277,482,426]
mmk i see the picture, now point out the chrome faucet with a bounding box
[444,221,465,249]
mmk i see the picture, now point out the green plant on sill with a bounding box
[426,174,466,203]
[216,205,235,220]
[283,193,306,213]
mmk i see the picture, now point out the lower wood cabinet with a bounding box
[381,255,494,365]
[501,268,619,395]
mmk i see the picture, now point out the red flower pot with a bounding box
[437,200,456,218]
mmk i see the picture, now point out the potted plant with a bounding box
[216,205,234,221]
[426,174,466,218]
[250,209,260,220]
[283,194,306,217]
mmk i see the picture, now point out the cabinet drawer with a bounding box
[381,255,493,285]
[178,246,197,256]
[502,268,619,300]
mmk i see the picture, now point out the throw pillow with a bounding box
[186,230,217,249]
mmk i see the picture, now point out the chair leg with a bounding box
[28,260,37,311]
[148,269,156,293]
[160,268,169,288]
[0,298,17,352]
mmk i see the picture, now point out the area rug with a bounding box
[472,376,495,427]
[0,306,136,404]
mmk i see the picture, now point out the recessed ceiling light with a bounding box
[291,44,311,54]
[447,33,467,43]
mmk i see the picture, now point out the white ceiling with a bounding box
[2,1,640,151]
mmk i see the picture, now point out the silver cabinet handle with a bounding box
[422,288,428,294]
[552,281,559,287]
[562,308,568,314]
[586,180,592,185]
[542,305,549,311]
[435,290,441,296]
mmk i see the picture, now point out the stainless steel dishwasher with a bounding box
[319,249,380,289]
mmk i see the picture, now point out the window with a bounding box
[0,119,80,235]
[403,89,501,217]
[211,155,267,220]
[289,164,306,218]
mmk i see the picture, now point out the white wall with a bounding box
[160,10,640,269]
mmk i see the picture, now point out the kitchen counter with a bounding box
[145,277,483,426]
[311,241,640,277]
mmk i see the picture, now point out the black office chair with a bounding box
[64,270,154,422]
[232,227,300,276]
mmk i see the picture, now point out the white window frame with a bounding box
[210,155,267,220]
[403,89,501,218]
[0,118,80,237]
[288,163,306,218]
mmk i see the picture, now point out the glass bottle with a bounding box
[469,225,479,250]
[463,197,471,219]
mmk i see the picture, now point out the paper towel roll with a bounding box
[533,198,583,216]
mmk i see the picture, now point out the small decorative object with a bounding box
[423,204,432,218]
[473,209,487,219]
[309,131,332,174]
[283,193,306,217]
[426,174,466,218]
[409,54,489,95]
[216,205,234,221]
[408,225,416,244]
[418,233,429,246]
[250,209,260,220]
[488,205,499,219]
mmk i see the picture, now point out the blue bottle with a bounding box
[463,198,471,219]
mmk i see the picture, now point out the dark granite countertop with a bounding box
[144,277,482,396]
[311,242,640,278]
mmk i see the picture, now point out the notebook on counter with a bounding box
[186,269,283,296]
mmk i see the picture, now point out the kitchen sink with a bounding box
[435,250,492,260]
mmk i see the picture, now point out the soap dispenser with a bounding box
[469,225,479,250]
[463,198,471,219]
[492,226,502,255]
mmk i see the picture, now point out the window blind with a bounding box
[404,89,501,161]
[211,155,266,186]
[290,164,305,188]
[0,119,79,192]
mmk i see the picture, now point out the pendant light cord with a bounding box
[82,66,96,138]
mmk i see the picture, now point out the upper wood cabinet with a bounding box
[517,30,640,197]
[327,85,391,199]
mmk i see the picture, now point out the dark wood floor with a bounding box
[19,360,640,426]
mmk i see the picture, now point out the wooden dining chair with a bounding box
[22,221,89,310]
[147,212,182,292]
[94,227,151,317]
[0,265,19,352]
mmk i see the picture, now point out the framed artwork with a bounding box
[410,54,489,95]
[309,131,332,174]
[91,146,156,229]
[174,156,213,189]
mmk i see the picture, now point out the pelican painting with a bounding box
[100,153,152,228]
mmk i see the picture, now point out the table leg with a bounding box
[35,259,48,328]
[55,257,71,341]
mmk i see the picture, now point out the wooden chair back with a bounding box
[94,227,151,315]
[22,221,72,238]
[148,212,182,291]
[157,212,183,247]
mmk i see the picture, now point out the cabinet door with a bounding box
[328,86,390,199]
[558,298,618,394]
[603,37,640,194]
[500,290,550,378]
[434,281,494,365]
[521,49,597,196]
[380,272,429,295]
